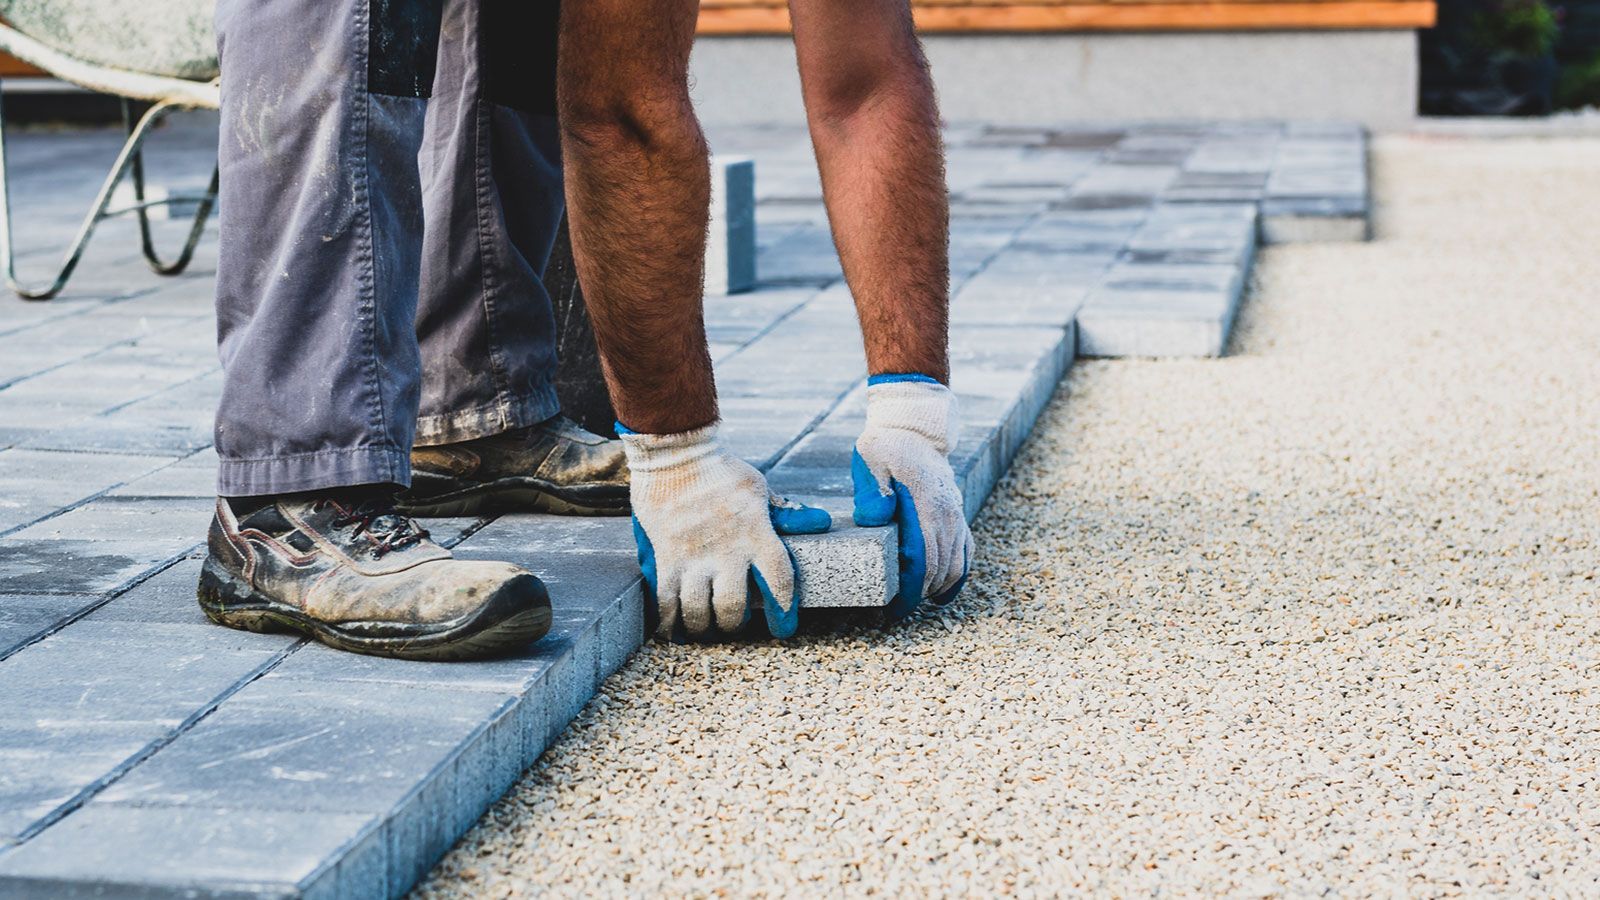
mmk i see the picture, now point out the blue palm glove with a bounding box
[852,374,974,620]
[620,422,830,641]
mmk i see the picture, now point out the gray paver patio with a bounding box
[0,114,1368,897]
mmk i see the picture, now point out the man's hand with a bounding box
[622,423,831,640]
[852,375,974,619]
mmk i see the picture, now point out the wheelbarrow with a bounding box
[0,0,220,299]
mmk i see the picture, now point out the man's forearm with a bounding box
[557,0,719,434]
[790,0,951,384]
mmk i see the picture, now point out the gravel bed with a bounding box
[414,135,1600,896]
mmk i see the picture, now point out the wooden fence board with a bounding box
[698,0,1436,31]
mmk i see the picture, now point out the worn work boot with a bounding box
[398,416,630,518]
[198,495,550,661]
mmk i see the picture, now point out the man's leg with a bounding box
[414,0,562,445]
[204,0,551,660]
[555,0,717,435]
[213,0,433,493]
[555,1,829,641]
[403,0,630,518]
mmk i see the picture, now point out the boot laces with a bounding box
[319,499,431,558]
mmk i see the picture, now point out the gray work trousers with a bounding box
[212,0,563,496]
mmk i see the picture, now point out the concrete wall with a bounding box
[689,31,1419,128]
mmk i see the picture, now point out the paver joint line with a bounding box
[0,447,214,543]
[9,637,307,847]
[0,548,206,664]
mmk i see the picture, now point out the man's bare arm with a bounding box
[788,0,950,383]
[790,1,973,610]
[557,0,717,434]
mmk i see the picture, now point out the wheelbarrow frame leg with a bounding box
[0,82,218,301]
[124,99,219,277]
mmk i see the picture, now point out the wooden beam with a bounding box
[0,52,45,77]
[698,1,1437,33]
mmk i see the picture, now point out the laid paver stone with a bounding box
[0,363,212,424]
[0,621,294,846]
[702,285,818,347]
[1077,202,1258,358]
[4,496,214,545]
[0,449,182,536]
[0,593,103,658]
[104,453,221,499]
[81,557,210,625]
[1259,131,1368,243]
[0,804,387,900]
[0,489,215,595]
[1260,197,1370,243]
[0,538,188,597]
[0,295,120,339]
[749,224,844,285]
[92,677,514,817]
[24,415,217,457]
[65,609,621,894]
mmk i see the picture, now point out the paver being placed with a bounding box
[0,118,1370,898]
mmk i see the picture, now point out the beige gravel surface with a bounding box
[414,135,1600,896]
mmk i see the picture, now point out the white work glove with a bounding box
[621,422,830,640]
[852,375,975,619]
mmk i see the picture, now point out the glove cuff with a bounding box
[863,379,959,454]
[618,421,722,473]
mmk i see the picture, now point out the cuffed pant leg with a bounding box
[414,0,564,447]
[212,0,444,495]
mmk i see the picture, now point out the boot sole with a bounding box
[397,475,629,519]
[196,558,551,662]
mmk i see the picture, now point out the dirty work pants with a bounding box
[212,0,563,495]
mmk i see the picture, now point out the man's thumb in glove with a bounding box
[750,546,800,640]
[852,448,928,621]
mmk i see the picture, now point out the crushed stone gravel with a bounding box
[413,135,1600,896]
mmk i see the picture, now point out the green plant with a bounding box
[1557,51,1600,107]
[1475,0,1560,57]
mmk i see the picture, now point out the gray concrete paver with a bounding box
[0,620,294,846]
[0,804,385,899]
[92,678,515,819]
[0,593,102,657]
[0,537,193,596]
[0,497,213,594]
[0,449,179,532]
[81,557,211,625]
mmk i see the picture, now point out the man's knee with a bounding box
[556,0,702,155]
[809,49,932,127]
